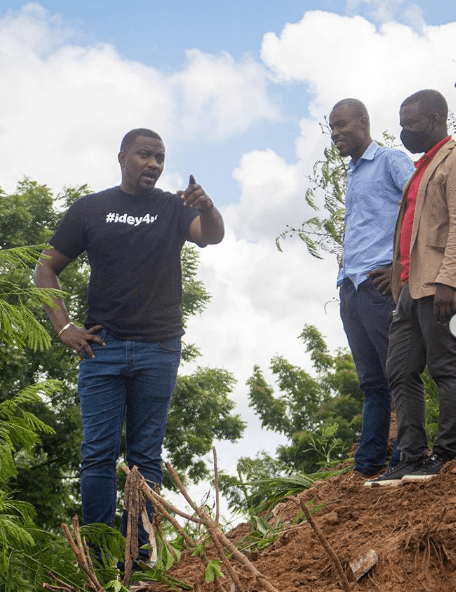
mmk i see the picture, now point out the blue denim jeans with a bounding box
[340,278,399,475]
[77,329,181,559]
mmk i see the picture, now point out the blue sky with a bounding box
[3,1,453,65]
[1,0,456,502]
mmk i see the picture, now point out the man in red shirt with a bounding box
[373,89,456,482]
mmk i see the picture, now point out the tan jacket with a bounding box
[391,138,456,302]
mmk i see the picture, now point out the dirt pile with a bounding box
[156,461,456,592]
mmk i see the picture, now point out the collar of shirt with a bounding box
[348,141,379,173]
[414,135,452,172]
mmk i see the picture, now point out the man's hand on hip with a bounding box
[367,265,392,295]
[59,324,105,359]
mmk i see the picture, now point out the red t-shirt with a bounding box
[400,136,452,283]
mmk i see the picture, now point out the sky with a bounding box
[1,0,456,514]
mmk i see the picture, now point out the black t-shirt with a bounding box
[49,186,199,342]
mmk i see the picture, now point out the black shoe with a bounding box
[406,451,454,477]
[368,456,425,482]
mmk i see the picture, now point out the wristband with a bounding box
[58,322,73,337]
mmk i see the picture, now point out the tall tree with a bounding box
[218,325,363,514]
[247,324,363,476]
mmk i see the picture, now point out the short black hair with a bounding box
[120,128,163,152]
[331,98,369,120]
[401,89,448,121]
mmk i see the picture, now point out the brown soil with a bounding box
[146,460,456,592]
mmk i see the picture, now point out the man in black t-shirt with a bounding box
[34,128,224,565]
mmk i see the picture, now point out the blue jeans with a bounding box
[77,329,181,559]
[340,278,398,475]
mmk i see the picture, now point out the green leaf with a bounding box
[105,580,128,592]
[204,560,224,583]
[134,561,192,590]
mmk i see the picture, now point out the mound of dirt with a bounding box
[152,460,456,592]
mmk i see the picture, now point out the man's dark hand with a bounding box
[434,284,456,325]
[177,175,213,213]
[367,265,392,295]
[59,324,105,359]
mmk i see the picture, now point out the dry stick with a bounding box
[124,510,134,585]
[210,529,245,592]
[123,466,143,586]
[165,462,280,592]
[72,516,104,592]
[429,506,447,535]
[212,446,220,524]
[367,575,383,591]
[72,516,90,574]
[61,518,104,592]
[42,572,78,592]
[121,465,198,543]
[83,536,98,580]
[193,450,245,591]
[121,465,227,592]
[292,497,352,592]
[131,463,241,592]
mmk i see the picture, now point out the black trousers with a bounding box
[386,283,456,461]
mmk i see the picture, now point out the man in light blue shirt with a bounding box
[329,98,414,477]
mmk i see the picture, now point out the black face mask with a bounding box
[400,117,434,154]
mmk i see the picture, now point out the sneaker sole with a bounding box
[402,474,436,482]
[364,479,404,487]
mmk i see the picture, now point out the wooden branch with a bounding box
[122,465,201,524]
[212,446,220,525]
[166,462,280,592]
[123,465,144,585]
[292,497,352,592]
[211,529,244,592]
[42,571,78,592]
[61,517,105,592]
[121,464,227,592]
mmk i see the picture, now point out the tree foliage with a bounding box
[247,324,362,476]
[276,120,347,261]
[0,236,88,591]
[0,383,112,592]
[219,325,363,514]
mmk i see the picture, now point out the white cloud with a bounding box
[346,0,403,22]
[345,0,426,31]
[185,227,344,473]
[0,5,278,193]
[0,2,75,57]
[226,149,306,241]
[169,50,280,140]
[261,10,456,140]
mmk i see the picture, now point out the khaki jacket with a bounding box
[391,138,456,302]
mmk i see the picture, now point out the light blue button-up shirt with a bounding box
[337,141,414,289]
